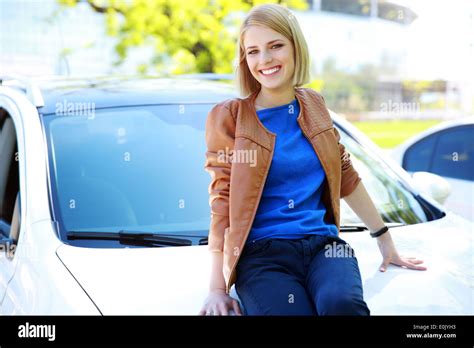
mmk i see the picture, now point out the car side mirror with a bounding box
[411,171,452,205]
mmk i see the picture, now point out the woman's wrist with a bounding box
[376,230,392,243]
[209,287,226,294]
[370,225,389,238]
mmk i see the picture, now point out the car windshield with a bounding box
[337,127,428,226]
[43,104,428,247]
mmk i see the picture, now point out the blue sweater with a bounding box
[247,98,338,243]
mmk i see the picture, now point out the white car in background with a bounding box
[391,117,474,221]
[0,76,472,315]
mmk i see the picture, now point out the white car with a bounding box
[391,117,474,221]
[0,76,472,315]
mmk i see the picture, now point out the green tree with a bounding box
[312,57,380,112]
[58,0,308,74]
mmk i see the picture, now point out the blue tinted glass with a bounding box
[431,126,474,181]
[337,128,427,225]
[45,105,213,235]
[403,135,437,172]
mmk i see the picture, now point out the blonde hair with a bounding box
[235,4,310,97]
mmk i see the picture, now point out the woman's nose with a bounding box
[260,50,272,64]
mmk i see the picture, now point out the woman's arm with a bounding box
[343,181,427,272]
[199,101,242,315]
[329,119,427,273]
[342,181,386,233]
[199,249,241,315]
[204,102,234,287]
[209,251,226,291]
[204,103,235,254]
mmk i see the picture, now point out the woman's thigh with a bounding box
[235,238,316,316]
[305,237,370,316]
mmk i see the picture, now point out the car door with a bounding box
[430,125,474,220]
[0,108,20,302]
[402,125,474,220]
[430,125,474,181]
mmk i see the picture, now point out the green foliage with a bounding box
[353,120,442,149]
[315,57,379,112]
[304,79,324,92]
[58,0,308,74]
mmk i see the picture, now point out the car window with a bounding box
[0,109,21,260]
[431,126,474,181]
[0,111,20,238]
[402,134,437,172]
[337,127,428,226]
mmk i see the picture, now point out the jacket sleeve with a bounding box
[317,92,362,198]
[333,126,362,198]
[204,102,236,252]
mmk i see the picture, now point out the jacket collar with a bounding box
[242,86,334,142]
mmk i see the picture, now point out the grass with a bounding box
[352,120,442,149]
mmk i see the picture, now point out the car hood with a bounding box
[56,212,473,315]
[56,242,212,315]
[341,212,473,315]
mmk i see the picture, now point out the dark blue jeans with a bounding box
[235,234,370,316]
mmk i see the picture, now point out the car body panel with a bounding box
[56,242,212,315]
[35,77,237,115]
[1,220,100,315]
[343,211,473,315]
[0,86,47,303]
[442,177,474,221]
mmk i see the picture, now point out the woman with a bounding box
[199,3,426,316]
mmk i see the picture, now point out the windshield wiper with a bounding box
[66,230,193,246]
[340,225,368,232]
[340,222,406,232]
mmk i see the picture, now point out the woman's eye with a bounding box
[247,44,282,55]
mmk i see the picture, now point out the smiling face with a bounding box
[243,25,295,93]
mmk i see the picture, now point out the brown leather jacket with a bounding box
[204,87,362,293]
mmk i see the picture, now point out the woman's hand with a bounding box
[198,289,243,316]
[376,232,427,272]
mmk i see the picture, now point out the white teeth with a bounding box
[261,66,280,75]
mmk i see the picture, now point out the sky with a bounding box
[396,0,473,80]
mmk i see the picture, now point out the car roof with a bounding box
[417,116,474,135]
[16,76,239,115]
